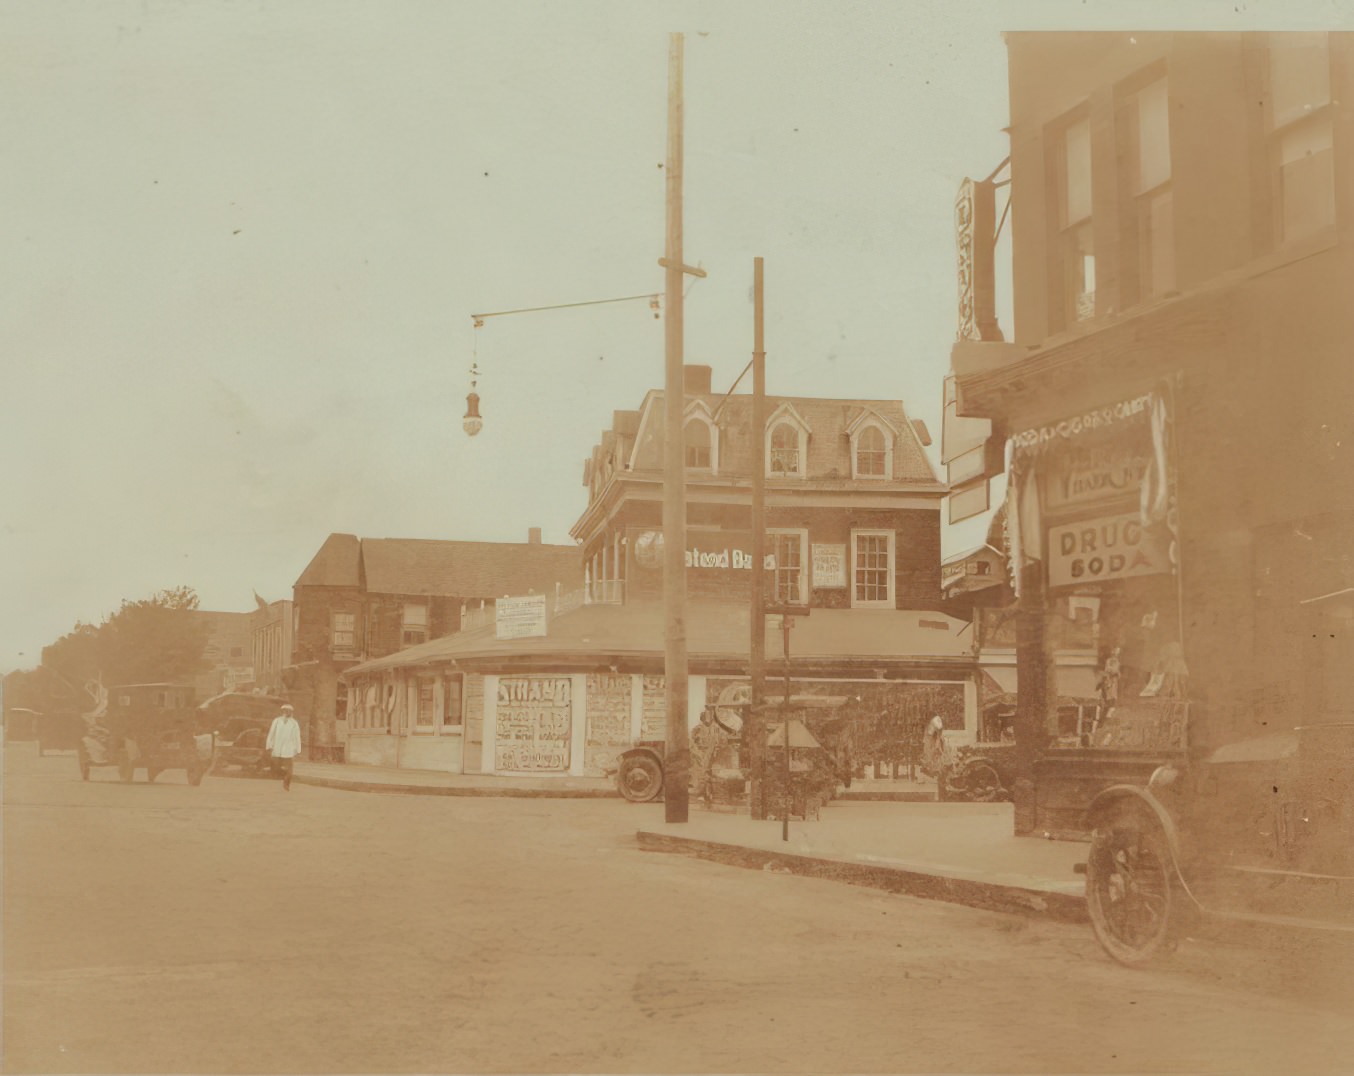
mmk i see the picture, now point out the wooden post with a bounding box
[661,32,690,823]
[748,257,768,818]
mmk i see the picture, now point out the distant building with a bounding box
[190,610,253,699]
[239,593,293,697]
[287,531,582,760]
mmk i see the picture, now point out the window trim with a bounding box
[1045,104,1096,331]
[331,610,356,653]
[401,602,429,648]
[1264,33,1336,248]
[850,528,896,608]
[764,403,811,479]
[441,673,465,735]
[767,528,809,605]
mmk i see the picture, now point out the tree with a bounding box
[39,587,211,705]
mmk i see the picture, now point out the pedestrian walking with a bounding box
[265,703,303,791]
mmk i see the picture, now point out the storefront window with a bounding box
[442,676,463,729]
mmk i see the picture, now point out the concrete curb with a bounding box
[293,774,620,798]
[836,789,937,803]
[636,830,1089,925]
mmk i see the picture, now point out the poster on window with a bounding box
[495,676,571,771]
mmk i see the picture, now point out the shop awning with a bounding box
[977,664,1099,707]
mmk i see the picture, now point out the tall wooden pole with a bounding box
[748,257,768,819]
[662,32,690,823]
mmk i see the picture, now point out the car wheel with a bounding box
[1086,805,1178,968]
[964,762,1004,802]
[618,755,664,803]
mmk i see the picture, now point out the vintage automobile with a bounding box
[612,693,852,810]
[200,693,290,776]
[937,742,1017,803]
[1082,590,1354,966]
[78,683,213,785]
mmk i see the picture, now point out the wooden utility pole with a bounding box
[748,257,768,819]
[661,31,690,823]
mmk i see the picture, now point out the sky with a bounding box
[1,0,1341,673]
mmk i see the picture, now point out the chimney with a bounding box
[683,364,712,395]
[528,527,542,544]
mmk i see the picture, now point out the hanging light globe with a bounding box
[463,391,483,437]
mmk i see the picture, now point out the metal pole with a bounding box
[782,615,792,842]
[749,257,767,819]
[662,32,690,823]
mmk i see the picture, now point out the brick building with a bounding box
[339,366,984,782]
[190,610,254,699]
[287,531,582,760]
[948,32,1354,835]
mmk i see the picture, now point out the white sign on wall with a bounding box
[495,594,548,639]
[812,544,847,588]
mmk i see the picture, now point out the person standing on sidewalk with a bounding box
[265,703,303,791]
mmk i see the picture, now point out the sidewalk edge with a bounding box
[294,774,619,798]
[636,830,1088,924]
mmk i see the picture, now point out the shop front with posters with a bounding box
[1005,386,1188,836]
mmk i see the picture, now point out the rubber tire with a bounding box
[965,762,1004,802]
[618,755,664,803]
[1086,805,1178,968]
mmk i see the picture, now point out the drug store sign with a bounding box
[1047,511,1172,588]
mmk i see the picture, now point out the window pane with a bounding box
[857,426,886,476]
[854,534,891,603]
[1137,79,1170,192]
[1064,222,1095,321]
[403,604,427,627]
[1270,34,1330,129]
[1138,188,1174,298]
[769,423,799,474]
[684,420,711,468]
[443,678,463,727]
[773,533,803,603]
[1063,118,1092,224]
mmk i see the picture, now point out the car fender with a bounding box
[617,745,664,769]
[1085,783,1202,909]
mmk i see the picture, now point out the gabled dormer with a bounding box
[683,398,719,475]
[765,401,811,478]
[846,408,897,480]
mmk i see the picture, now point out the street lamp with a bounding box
[463,361,483,437]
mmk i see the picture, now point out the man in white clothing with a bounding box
[266,703,303,791]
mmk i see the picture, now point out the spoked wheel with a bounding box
[964,762,1004,802]
[618,755,664,803]
[1086,806,1178,967]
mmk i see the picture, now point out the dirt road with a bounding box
[6,743,1352,1073]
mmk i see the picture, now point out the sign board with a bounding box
[631,529,775,574]
[1091,700,1187,752]
[811,544,846,588]
[495,676,571,771]
[495,594,548,640]
[1046,442,1151,511]
[1047,511,1172,588]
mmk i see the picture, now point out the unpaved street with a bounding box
[5,743,1353,1074]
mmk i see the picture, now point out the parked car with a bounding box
[78,712,214,784]
[199,693,290,777]
[937,742,1017,802]
[78,683,212,785]
[1082,716,1354,967]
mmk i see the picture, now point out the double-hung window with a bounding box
[1052,113,1095,327]
[851,530,895,607]
[769,422,801,475]
[331,611,355,653]
[1120,75,1174,303]
[402,603,428,648]
[1267,33,1334,245]
[769,530,807,605]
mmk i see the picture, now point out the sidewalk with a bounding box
[637,800,1090,924]
[291,760,619,797]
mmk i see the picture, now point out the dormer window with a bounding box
[765,403,810,478]
[770,423,801,475]
[682,402,718,473]
[848,412,895,479]
[684,419,711,469]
